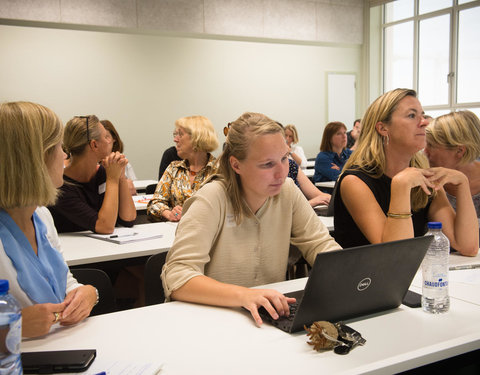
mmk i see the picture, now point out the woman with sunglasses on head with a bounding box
[147,116,218,222]
[48,115,136,234]
[162,112,341,325]
[333,89,477,256]
[0,102,97,337]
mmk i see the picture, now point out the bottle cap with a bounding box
[427,222,442,229]
[0,279,9,294]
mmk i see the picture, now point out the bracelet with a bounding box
[387,212,412,219]
[94,287,99,306]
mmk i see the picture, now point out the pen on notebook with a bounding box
[109,232,138,239]
[449,264,480,271]
[94,372,106,375]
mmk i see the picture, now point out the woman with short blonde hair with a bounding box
[333,89,477,256]
[0,101,97,338]
[284,124,307,169]
[424,110,480,243]
[162,112,340,325]
[147,115,219,222]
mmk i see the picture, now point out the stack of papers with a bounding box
[85,228,163,244]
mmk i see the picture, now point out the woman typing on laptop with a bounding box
[333,89,478,256]
[162,113,341,325]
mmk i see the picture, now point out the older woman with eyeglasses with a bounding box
[48,115,136,234]
[147,116,219,222]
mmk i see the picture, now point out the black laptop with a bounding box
[260,236,433,333]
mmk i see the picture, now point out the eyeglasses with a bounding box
[75,115,90,142]
[173,130,185,138]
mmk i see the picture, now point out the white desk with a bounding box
[304,168,314,178]
[60,222,177,266]
[132,194,153,211]
[133,179,158,192]
[22,276,480,375]
[315,180,335,189]
[306,160,315,168]
[318,216,334,231]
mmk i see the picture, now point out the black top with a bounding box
[158,146,181,180]
[48,165,135,233]
[333,169,431,248]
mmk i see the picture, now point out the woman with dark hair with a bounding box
[313,122,352,183]
[161,112,341,325]
[333,89,477,256]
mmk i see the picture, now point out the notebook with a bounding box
[260,236,433,333]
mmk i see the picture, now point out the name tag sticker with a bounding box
[226,214,236,227]
[98,182,106,194]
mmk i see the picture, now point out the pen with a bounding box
[449,264,480,271]
[109,232,138,239]
[94,372,106,375]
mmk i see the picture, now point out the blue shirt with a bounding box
[313,149,352,183]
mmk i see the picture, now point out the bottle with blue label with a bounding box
[0,279,22,374]
[422,222,450,314]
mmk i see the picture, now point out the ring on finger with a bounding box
[53,312,60,323]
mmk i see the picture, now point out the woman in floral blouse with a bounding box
[147,116,219,222]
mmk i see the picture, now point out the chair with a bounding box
[144,252,168,305]
[145,183,157,195]
[70,268,116,316]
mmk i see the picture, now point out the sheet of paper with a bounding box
[449,269,480,285]
[80,359,163,375]
[85,228,163,244]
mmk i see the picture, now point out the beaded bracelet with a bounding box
[387,212,412,219]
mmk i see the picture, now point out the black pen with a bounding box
[109,232,138,239]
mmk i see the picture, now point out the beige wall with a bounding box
[0,24,361,179]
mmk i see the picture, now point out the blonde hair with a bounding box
[343,88,431,211]
[426,110,480,165]
[175,116,219,153]
[218,112,284,224]
[0,101,63,208]
[284,124,299,144]
[63,115,102,157]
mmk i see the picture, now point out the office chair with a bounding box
[145,183,157,195]
[144,252,168,305]
[71,268,116,316]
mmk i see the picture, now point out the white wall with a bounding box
[0,24,361,179]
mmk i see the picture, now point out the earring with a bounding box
[383,135,389,146]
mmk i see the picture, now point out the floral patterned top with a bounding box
[147,154,217,221]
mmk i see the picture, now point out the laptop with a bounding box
[260,236,433,333]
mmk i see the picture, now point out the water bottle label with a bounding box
[424,278,448,288]
[5,314,21,355]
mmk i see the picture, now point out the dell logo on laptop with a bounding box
[357,278,372,291]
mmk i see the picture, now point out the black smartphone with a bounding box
[402,290,422,308]
[22,349,96,374]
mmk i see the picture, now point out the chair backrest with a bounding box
[326,180,338,217]
[145,183,157,195]
[70,268,116,316]
[144,252,168,305]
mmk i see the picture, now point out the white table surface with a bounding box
[132,194,153,210]
[306,160,315,168]
[133,179,158,191]
[315,180,335,189]
[60,222,177,266]
[22,275,480,375]
[304,168,314,178]
[318,216,334,231]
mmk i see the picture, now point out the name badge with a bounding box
[225,214,236,228]
[98,182,106,194]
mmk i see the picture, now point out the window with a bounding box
[376,0,480,115]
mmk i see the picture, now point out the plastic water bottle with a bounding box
[421,222,450,314]
[0,280,22,374]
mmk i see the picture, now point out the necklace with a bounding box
[189,169,197,176]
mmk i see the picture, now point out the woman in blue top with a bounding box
[0,102,97,337]
[313,122,352,183]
